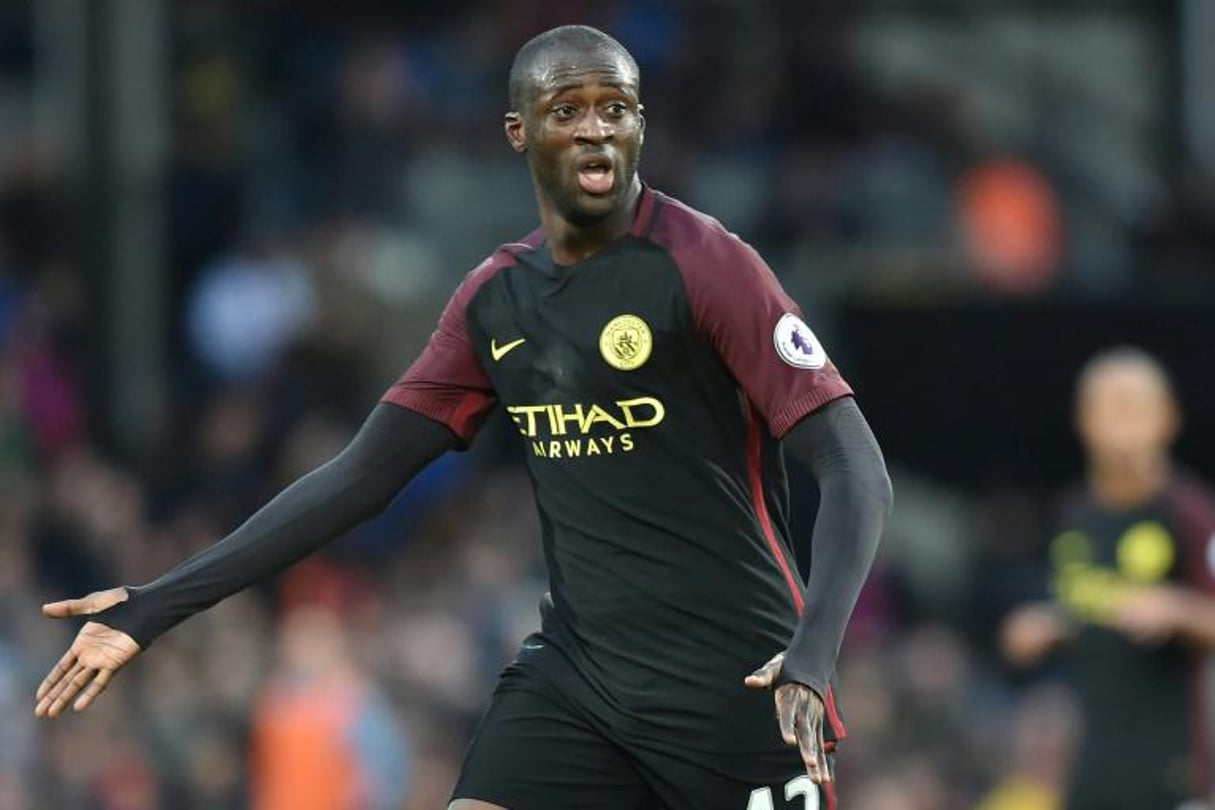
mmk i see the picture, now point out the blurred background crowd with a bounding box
[1,0,1213,808]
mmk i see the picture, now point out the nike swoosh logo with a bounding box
[521,642,544,651]
[490,337,526,361]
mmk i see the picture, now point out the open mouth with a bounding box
[576,154,615,196]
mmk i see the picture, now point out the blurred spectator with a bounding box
[252,604,411,810]
[186,239,316,383]
[975,684,1078,810]
[957,157,1064,296]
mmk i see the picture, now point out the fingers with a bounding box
[41,598,86,619]
[72,667,115,713]
[36,665,115,717]
[792,695,824,784]
[35,620,139,719]
[812,712,829,785]
[775,684,830,785]
[37,661,91,718]
[794,700,829,784]
[773,684,796,745]
[41,587,128,619]
[810,709,829,784]
[744,652,784,689]
[36,647,77,703]
[39,661,86,714]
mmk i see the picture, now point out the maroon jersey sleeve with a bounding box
[381,261,499,445]
[1168,473,1215,593]
[651,198,853,437]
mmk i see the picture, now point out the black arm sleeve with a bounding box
[97,403,460,648]
[777,396,892,697]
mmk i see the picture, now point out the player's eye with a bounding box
[551,104,578,121]
[604,102,628,119]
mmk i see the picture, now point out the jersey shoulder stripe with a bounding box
[380,227,545,443]
[469,226,548,287]
[643,189,744,262]
[1164,470,1215,592]
[640,187,853,438]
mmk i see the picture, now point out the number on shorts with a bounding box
[746,776,819,810]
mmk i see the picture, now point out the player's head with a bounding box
[1075,346,1179,471]
[504,25,644,227]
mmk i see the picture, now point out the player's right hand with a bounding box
[1000,603,1070,667]
[35,587,141,718]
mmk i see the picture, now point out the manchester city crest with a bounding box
[599,314,652,371]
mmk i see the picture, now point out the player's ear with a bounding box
[505,112,527,153]
[637,104,645,146]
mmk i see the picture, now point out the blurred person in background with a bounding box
[975,684,1079,810]
[33,23,891,810]
[252,602,410,810]
[1001,346,1215,809]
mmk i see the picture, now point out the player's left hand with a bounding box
[745,652,831,785]
[1114,585,1187,645]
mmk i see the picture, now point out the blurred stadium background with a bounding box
[1,0,1213,807]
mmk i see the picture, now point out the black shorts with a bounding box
[452,636,835,810]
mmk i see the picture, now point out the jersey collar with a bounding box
[629,182,661,239]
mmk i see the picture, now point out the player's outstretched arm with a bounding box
[35,403,458,718]
[745,396,891,783]
[1115,585,1215,650]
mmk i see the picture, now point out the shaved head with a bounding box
[502,23,646,242]
[508,25,639,112]
[1076,345,1175,407]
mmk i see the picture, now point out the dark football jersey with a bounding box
[1047,473,1215,809]
[383,186,852,752]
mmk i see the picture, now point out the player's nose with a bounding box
[573,111,614,143]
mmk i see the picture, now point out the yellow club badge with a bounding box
[599,314,652,371]
[1116,521,1175,583]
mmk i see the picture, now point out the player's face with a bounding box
[1077,364,1178,469]
[507,52,644,226]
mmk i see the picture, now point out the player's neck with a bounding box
[540,181,642,265]
[1088,455,1169,509]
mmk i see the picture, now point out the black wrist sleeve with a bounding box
[777,396,892,697]
[97,403,459,648]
